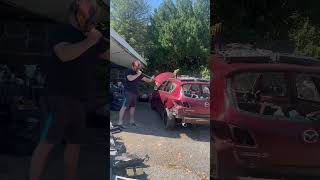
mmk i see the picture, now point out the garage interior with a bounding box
[0,1,109,179]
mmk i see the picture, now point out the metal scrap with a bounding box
[110,122,148,179]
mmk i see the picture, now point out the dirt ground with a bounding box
[111,102,210,180]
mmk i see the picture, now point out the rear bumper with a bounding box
[213,140,320,178]
[181,116,210,124]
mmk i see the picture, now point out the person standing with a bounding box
[117,60,154,128]
[29,0,109,180]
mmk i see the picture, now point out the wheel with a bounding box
[150,99,156,110]
[163,109,176,130]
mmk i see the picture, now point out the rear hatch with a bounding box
[154,72,175,87]
[180,82,210,118]
[228,71,320,167]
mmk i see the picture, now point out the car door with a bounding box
[159,81,172,115]
[154,80,168,113]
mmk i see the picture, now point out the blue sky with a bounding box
[149,0,163,11]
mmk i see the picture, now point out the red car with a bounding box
[150,73,210,129]
[211,49,320,179]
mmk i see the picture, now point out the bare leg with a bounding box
[118,106,127,125]
[29,141,55,180]
[129,107,135,124]
[64,144,80,180]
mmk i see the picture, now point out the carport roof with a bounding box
[110,27,147,68]
[1,0,109,23]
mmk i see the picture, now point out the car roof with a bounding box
[212,47,320,76]
[167,77,209,84]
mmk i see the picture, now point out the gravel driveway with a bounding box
[111,102,210,180]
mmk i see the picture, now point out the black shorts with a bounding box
[123,91,137,108]
[39,96,86,144]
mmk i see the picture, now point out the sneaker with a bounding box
[130,122,137,127]
[116,124,126,129]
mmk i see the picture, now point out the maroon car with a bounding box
[211,49,320,179]
[150,73,210,129]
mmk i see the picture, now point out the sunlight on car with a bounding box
[182,84,210,99]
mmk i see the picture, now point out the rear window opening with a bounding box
[229,72,320,122]
[182,84,210,99]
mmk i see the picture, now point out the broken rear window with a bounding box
[296,73,320,102]
[182,84,210,99]
[229,72,320,122]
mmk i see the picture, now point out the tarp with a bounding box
[110,27,147,68]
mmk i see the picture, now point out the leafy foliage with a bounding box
[212,0,320,58]
[200,66,210,80]
[111,0,151,55]
[111,0,210,77]
[146,0,210,76]
[289,14,320,58]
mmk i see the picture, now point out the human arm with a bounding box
[53,28,102,62]
[127,70,143,81]
[142,75,155,83]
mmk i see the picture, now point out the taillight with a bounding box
[230,125,255,146]
[174,100,190,108]
[212,121,232,140]
[212,122,256,147]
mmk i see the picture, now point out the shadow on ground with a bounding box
[110,102,210,142]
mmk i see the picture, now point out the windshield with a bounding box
[182,83,210,99]
[229,72,320,122]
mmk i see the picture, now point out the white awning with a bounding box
[110,27,147,68]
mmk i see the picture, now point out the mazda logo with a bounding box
[204,102,209,108]
[302,130,319,143]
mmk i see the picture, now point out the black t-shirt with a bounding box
[46,24,106,98]
[125,69,144,94]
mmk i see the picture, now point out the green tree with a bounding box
[110,0,151,55]
[147,0,210,76]
[289,14,320,58]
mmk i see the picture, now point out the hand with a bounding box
[173,69,180,75]
[137,70,142,76]
[151,75,155,82]
[173,69,179,78]
[85,28,102,46]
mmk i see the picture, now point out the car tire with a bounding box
[150,99,156,110]
[163,109,176,130]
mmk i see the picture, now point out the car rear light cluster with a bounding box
[174,100,190,108]
[230,125,255,146]
[213,122,256,147]
[212,121,232,140]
